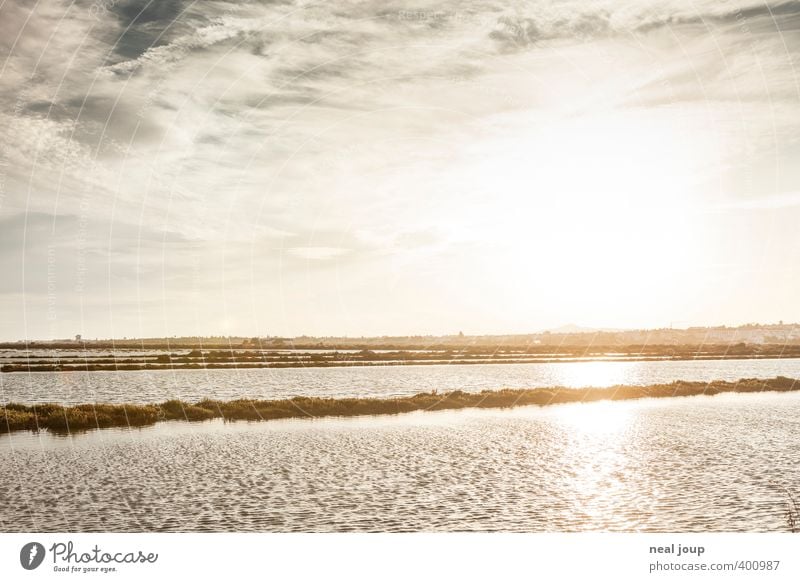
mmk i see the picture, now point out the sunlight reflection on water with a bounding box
[2,358,800,405]
[1,392,799,532]
[547,399,634,435]
[558,360,637,390]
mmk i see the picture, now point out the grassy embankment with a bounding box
[5,343,800,373]
[1,376,797,434]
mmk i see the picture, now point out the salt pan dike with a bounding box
[1,377,797,434]
[4,357,800,405]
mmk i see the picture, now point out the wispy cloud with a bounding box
[711,191,800,211]
[1,0,799,337]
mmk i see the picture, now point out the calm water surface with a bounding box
[1,391,798,532]
[2,358,800,404]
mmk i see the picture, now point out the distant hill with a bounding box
[543,324,625,334]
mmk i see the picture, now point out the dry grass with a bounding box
[1,376,797,434]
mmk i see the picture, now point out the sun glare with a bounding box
[549,399,634,436]
[448,108,717,328]
[558,360,636,388]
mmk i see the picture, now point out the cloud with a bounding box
[104,0,189,60]
[1,0,799,337]
[489,10,613,50]
[711,191,800,211]
[288,246,349,260]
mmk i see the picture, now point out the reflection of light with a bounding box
[558,361,637,388]
[547,398,639,530]
[550,400,633,435]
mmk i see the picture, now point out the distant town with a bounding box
[3,322,799,350]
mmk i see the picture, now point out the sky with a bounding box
[1,0,799,340]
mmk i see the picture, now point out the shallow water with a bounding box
[2,357,800,405]
[1,391,798,532]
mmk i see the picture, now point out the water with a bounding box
[2,357,800,405]
[1,391,798,532]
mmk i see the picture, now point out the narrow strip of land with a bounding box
[4,344,800,373]
[1,376,797,434]
[6,354,799,373]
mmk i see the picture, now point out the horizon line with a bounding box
[3,321,799,344]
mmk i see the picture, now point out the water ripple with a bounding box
[1,392,798,532]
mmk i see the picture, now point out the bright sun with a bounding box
[445,108,716,328]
